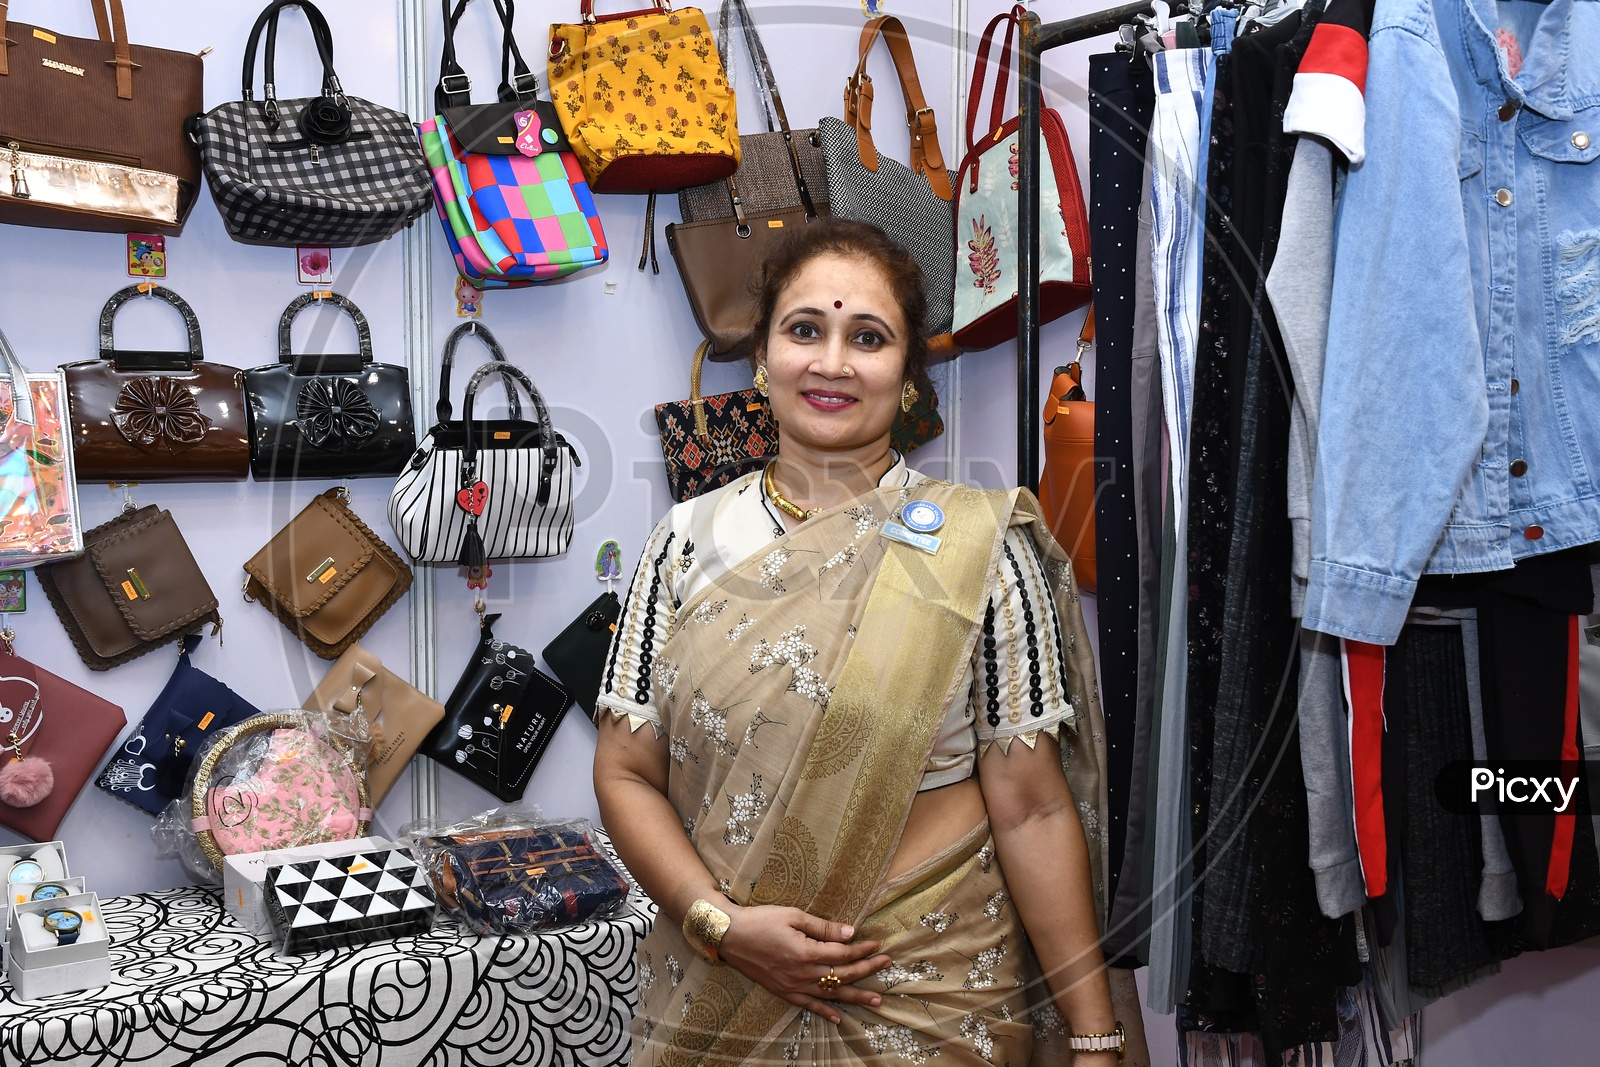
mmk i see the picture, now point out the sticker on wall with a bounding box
[0,571,25,613]
[860,0,888,15]
[596,540,622,583]
[456,277,484,318]
[297,246,334,285]
[127,234,166,279]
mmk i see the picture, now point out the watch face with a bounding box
[31,883,70,901]
[45,909,82,933]
[7,859,44,884]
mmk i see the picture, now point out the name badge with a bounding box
[883,521,940,555]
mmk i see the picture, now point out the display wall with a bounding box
[0,2,1593,1064]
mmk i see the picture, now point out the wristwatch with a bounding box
[30,883,71,902]
[6,859,44,885]
[1068,1021,1126,1062]
[43,908,83,947]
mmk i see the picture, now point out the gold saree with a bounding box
[627,480,1108,1067]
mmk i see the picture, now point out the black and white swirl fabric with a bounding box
[0,830,656,1066]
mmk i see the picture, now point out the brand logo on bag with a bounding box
[41,57,86,77]
[33,29,58,44]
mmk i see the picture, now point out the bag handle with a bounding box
[843,16,952,202]
[578,0,671,24]
[0,328,35,429]
[242,1,343,127]
[686,341,714,440]
[277,292,373,374]
[716,0,820,223]
[0,1,137,99]
[437,0,540,112]
[436,322,523,423]
[965,6,1023,157]
[99,284,205,371]
[461,361,564,507]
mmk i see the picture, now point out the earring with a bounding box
[754,365,769,397]
[901,381,919,413]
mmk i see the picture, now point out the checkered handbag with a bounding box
[419,0,607,288]
[190,1,432,247]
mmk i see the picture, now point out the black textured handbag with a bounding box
[188,0,432,246]
[422,614,575,802]
[244,292,416,480]
[541,591,621,721]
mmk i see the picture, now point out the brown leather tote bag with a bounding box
[0,1,204,232]
[63,284,250,482]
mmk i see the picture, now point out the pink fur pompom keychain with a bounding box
[0,627,52,808]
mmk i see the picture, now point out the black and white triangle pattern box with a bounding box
[264,849,437,956]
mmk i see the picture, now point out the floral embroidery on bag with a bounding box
[112,376,211,454]
[1008,141,1019,191]
[968,216,1001,295]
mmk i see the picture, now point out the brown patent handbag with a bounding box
[243,488,413,660]
[62,284,250,482]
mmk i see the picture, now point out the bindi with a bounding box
[834,300,843,309]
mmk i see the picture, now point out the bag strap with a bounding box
[437,0,540,112]
[720,0,819,221]
[244,0,343,126]
[277,292,373,374]
[437,322,523,423]
[0,1,136,98]
[461,361,563,506]
[0,328,35,429]
[687,341,713,439]
[578,0,670,24]
[843,16,952,202]
[99,284,205,371]
[965,6,1023,156]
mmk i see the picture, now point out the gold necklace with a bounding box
[763,463,820,521]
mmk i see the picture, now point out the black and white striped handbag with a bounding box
[389,324,578,565]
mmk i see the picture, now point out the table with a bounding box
[0,839,656,1067]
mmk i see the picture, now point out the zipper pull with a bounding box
[6,144,30,201]
[310,144,322,165]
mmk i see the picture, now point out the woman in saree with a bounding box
[595,219,1124,1066]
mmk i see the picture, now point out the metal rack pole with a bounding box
[1016,2,1152,489]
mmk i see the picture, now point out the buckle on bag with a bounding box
[439,73,472,97]
[512,71,539,96]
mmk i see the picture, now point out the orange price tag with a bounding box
[198,712,215,731]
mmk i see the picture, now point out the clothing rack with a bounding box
[1015,1,1154,488]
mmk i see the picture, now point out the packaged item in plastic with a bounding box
[402,808,630,936]
[263,846,436,956]
[153,710,372,882]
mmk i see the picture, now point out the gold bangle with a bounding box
[682,898,731,963]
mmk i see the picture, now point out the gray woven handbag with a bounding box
[189,0,432,247]
[818,16,956,346]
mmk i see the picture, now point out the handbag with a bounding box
[422,613,575,802]
[0,628,126,842]
[304,643,445,805]
[189,0,433,246]
[419,0,608,289]
[666,0,827,357]
[62,284,250,482]
[243,488,413,660]
[541,590,621,720]
[389,323,579,565]
[547,1,740,193]
[37,504,222,671]
[245,292,417,480]
[952,6,1090,351]
[1038,313,1097,592]
[0,1,203,233]
[96,634,260,817]
[818,16,956,348]
[0,328,84,569]
[655,341,944,503]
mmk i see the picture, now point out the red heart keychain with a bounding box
[456,481,489,516]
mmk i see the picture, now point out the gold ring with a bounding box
[818,969,842,995]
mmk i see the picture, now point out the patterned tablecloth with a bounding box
[0,832,656,1067]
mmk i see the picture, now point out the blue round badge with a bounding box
[901,500,945,533]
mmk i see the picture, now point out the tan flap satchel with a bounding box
[306,643,444,806]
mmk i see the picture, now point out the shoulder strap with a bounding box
[965,6,1022,156]
[0,328,34,429]
[842,16,952,202]
[437,0,539,112]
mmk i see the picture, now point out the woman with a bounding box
[596,220,1123,1065]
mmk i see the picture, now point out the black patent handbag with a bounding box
[244,291,416,479]
[421,613,575,802]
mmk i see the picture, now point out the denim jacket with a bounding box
[1305,0,1600,644]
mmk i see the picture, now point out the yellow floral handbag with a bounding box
[547,1,740,192]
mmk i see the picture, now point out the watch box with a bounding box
[6,890,111,1001]
[262,847,436,956]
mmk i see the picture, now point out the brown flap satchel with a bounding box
[37,505,222,671]
[0,1,204,233]
[244,489,413,659]
[305,643,445,806]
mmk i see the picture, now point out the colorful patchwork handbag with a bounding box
[952,6,1090,351]
[419,0,607,288]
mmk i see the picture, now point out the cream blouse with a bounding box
[596,458,1077,790]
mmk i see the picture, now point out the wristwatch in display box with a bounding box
[6,891,111,1002]
[0,840,70,962]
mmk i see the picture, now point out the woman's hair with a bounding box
[748,218,930,389]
